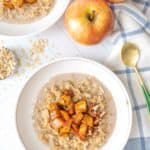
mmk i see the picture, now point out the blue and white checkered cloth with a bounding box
[107,0,150,149]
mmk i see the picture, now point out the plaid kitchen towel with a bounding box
[107,0,150,149]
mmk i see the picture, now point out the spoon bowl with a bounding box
[121,42,140,67]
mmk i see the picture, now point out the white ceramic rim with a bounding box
[15,57,132,150]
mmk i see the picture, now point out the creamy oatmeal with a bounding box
[1,0,54,23]
[33,74,116,150]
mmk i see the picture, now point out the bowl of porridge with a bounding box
[0,0,70,37]
[16,57,132,150]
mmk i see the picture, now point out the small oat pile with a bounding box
[31,39,48,54]
[0,47,17,79]
[17,39,48,69]
[27,39,48,67]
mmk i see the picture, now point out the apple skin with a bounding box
[64,0,114,45]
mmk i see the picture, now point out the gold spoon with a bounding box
[121,42,150,113]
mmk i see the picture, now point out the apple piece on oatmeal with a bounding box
[59,126,70,136]
[25,0,37,4]
[72,113,84,124]
[50,110,61,120]
[59,95,72,106]
[75,100,87,113]
[49,102,59,111]
[67,102,74,115]
[11,0,24,8]
[82,114,94,127]
[59,94,74,114]
[4,1,14,9]
[72,123,79,133]
[60,110,70,121]
[79,124,88,140]
[63,119,72,128]
[52,118,64,129]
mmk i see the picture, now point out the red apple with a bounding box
[64,0,114,45]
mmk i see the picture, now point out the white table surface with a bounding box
[0,16,149,149]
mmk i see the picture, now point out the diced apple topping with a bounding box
[4,1,14,9]
[59,94,74,114]
[60,110,70,121]
[25,0,37,4]
[49,89,101,141]
[49,102,59,112]
[59,95,72,106]
[4,0,37,9]
[72,113,83,124]
[51,118,64,129]
[82,114,93,127]
[72,123,79,133]
[79,124,88,140]
[67,102,74,115]
[59,126,70,136]
[75,100,87,113]
[50,110,61,120]
[11,0,24,7]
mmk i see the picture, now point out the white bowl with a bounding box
[16,57,132,150]
[0,0,70,37]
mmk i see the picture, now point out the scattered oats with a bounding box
[23,39,48,68]
[0,47,18,79]
[31,39,48,54]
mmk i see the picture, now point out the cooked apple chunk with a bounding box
[72,123,79,133]
[59,95,74,114]
[49,102,59,111]
[79,124,88,140]
[50,110,61,120]
[60,110,70,121]
[11,0,24,8]
[4,1,14,9]
[25,0,37,4]
[51,118,64,129]
[82,114,93,127]
[59,95,72,106]
[75,100,87,113]
[59,126,70,136]
[72,113,83,124]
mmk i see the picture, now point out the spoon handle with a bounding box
[134,67,150,113]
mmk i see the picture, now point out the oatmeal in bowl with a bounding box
[2,0,54,23]
[33,74,116,150]
[0,0,70,36]
[16,58,132,150]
